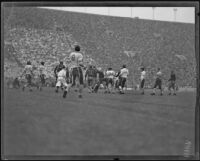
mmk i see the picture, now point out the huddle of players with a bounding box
[20,45,177,97]
[84,65,129,94]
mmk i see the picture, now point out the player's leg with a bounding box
[78,67,84,98]
[93,79,99,93]
[26,74,33,91]
[87,78,92,93]
[62,80,69,98]
[159,79,163,95]
[118,77,122,93]
[72,68,76,87]
[55,78,61,93]
[140,79,145,95]
[168,81,172,95]
[120,78,125,94]
[39,75,43,91]
[151,80,157,95]
[107,79,112,93]
[91,77,96,93]
[172,81,176,95]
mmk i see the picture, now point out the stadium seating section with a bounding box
[4,7,196,88]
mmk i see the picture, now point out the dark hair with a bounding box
[41,62,45,65]
[75,45,80,52]
[60,61,63,64]
[27,61,31,65]
[108,67,112,70]
[157,68,160,71]
[141,67,145,71]
[122,64,126,68]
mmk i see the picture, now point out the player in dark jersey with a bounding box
[85,65,97,93]
[151,68,163,96]
[168,70,176,95]
[93,67,105,93]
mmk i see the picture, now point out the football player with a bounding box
[38,61,46,91]
[21,61,34,91]
[105,67,115,93]
[118,65,129,94]
[93,67,105,93]
[85,65,97,93]
[168,70,176,95]
[54,61,65,84]
[69,45,84,98]
[140,67,146,95]
[151,68,163,96]
[55,66,69,98]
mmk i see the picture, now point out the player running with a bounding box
[168,70,177,95]
[55,66,70,98]
[21,61,34,91]
[140,67,146,95]
[69,45,84,98]
[118,65,129,94]
[151,68,163,96]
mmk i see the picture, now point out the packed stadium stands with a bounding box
[3,7,196,87]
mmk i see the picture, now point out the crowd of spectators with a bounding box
[4,7,196,88]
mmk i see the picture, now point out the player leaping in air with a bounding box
[69,45,84,98]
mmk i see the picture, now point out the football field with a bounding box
[3,87,196,156]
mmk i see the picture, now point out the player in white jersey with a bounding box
[151,68,163,96]
[118,65,129,94]
[55,66,69,98]
[38,61,46,91]
[69,45,84,98]
[105,67,115,93]
[21,61,34,91]
[140,67,146,95]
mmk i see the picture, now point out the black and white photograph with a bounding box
[1,1,199,160]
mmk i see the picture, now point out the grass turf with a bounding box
[3,87,196,156]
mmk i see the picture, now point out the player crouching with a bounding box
[55,66,70,98]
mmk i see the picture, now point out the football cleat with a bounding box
[151,93,155,95]
[78,94,82,98]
